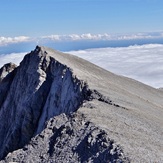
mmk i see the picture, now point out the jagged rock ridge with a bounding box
[0,46,163,162]
[0,46,88,158]
[0,46,128,162]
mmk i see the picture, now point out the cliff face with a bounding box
[0,46,128,162]
[0,46,89,159]
[0,46,163,162]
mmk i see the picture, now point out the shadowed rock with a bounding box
[0,46,92,160]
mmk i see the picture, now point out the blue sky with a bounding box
[0,0,163,52]
[1,0,163,36]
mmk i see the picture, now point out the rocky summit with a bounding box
[0,46,163,162]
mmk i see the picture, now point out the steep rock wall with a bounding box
[0,46,89,159]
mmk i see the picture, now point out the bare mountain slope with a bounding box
[0,46,163,162]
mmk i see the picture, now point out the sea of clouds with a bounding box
[68,44,163,88]
[0,44,163,88]
[0,52,27,68]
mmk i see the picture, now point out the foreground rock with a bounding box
[1,113,129,163]
[0,46,163,162]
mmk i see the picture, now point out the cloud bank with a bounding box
[41,32,163,41]
[0,36,30,46]
[0,52,27,68]
[0,31,163,47]
[68,44,163,88]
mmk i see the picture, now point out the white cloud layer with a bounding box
[41,33,112,41]
[0,36,30,46]
[68,44,163,88]
[0,52,27,68]
[42,32,163,41]
[0,31,163,46]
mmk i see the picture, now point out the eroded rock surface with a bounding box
[1,113,129,163]
[0,46,92,160]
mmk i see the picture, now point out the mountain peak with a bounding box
[0,46,163,162]
[34,45,48,53]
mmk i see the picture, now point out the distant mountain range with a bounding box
[0,46,163,162]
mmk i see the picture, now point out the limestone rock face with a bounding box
[0,46,91,160]
[0,46,163,162]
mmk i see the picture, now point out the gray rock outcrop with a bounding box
[0,62,17,81]
[0,46,163,162]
